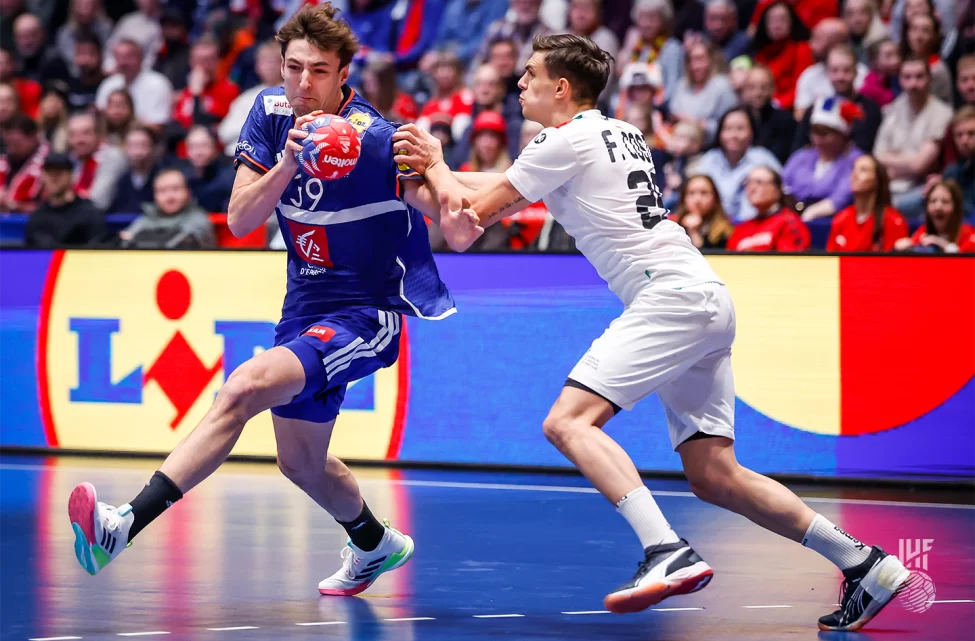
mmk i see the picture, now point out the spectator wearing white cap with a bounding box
[782,96,865,221]
[791,44,882,157]
[612,61,664,120]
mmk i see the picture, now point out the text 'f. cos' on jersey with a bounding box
[505,110,722,306]
[234,85,455,322]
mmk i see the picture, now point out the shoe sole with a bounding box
[604,561,714,614]
[817,556,913,632]
[68,483,97,576]
[318,533,415,596]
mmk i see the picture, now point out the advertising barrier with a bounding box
[1,250,972,480]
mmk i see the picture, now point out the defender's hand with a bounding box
[392,123,445,175]
[283,110,325,169]
[438,191,484,252]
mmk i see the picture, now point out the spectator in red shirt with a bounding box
[895,179,975,252]
[0,47,41,119]
[827,155,909,251]
[172,36,240,130]
[728,166,812,251]
[359,58,418,123]
[750,1,815,110]
[671,174,735,249]
[749,0,839,33]
[67,111,127,211]
[0,113,47,212]
[417,50,474,141]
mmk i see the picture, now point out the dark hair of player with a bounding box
[531,34,614,106]
[275,3,360,70]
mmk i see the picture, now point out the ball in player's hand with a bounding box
[295,115,361,180]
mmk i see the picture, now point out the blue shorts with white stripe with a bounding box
[271,308,402,423]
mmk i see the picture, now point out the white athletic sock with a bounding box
[616,485,680,549]
[801,514,872,570]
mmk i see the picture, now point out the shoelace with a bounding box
[632,552,656,579]
[340,545,356,578]
[836,577,863,617]
[99,503,122,532]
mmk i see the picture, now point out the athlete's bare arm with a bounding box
[227,110,322,237]
[402,181,442,224]
[403,180,484,251]
[401,170,504,222]
[393,124,533,227]
[451,171,504,190]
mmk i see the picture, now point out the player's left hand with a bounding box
[393,124,444,175]
[438,191,484,252]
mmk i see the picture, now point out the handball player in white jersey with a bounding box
[395,34,911,632]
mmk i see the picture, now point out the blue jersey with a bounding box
[234,85,455,322]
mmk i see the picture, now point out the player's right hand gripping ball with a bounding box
[295,115,362,181]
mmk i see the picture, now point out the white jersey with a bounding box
[505,109,722,306]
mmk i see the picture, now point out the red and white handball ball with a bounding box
[295,115,362,180]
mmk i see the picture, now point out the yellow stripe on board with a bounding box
[707,256,841,435]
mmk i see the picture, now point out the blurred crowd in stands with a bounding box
[0,0,972,252]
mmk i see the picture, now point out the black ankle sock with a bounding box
[127,471,183,542]
[337,501,385,551]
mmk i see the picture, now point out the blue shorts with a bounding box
[271,308,402,423]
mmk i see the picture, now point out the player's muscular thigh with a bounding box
[218,347,307,419]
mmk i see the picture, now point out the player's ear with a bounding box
[555,77,571,101]
[339,64,350,86]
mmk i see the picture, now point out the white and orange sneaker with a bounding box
[318,520,414,596]
[68,482,134,576]
[604,538,713,613]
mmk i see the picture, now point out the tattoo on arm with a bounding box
[482,196,525,226]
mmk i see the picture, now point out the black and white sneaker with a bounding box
[604,538,713,614]
[818,546,912,632]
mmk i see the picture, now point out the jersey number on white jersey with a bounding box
[600,128,665,229]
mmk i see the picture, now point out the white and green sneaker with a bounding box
[318,520,415,596]
[68,482,134,576]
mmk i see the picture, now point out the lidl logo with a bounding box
[346,111,374,135]
[40,252,407,459]
[69,269,250,430]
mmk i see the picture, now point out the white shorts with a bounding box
[567,282,737,450]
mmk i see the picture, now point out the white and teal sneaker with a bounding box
[68,482,134,576]
[318,520,415,596]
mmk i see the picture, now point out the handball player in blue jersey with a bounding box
[67,3,479,596]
